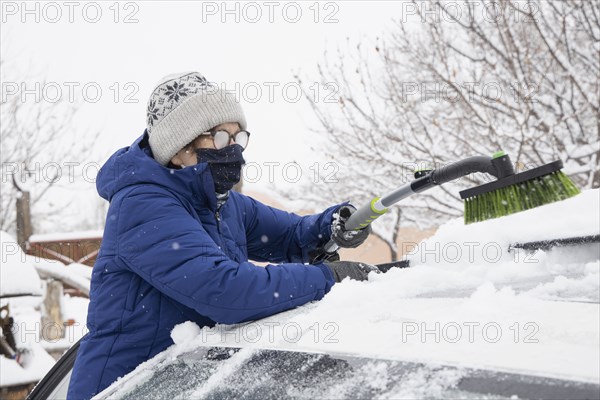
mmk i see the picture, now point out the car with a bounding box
[27,329,600,399]
[28,190,600,399]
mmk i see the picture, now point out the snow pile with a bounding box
[0,357,27,386]
[396,189,599,302]
[0,231,53,387]
[0,231,90,386]
[171,321,202,346]
[0,295,57,387]
[199,190,598,382]
[0,342,57,387]
[426,189,600,244]
[185,279,598,382]
[411,188,599,267]
[0,231,43,297]
[0,231,50,386]
[32,258,91,297]
[65,263,93,281]
[61,295,90,328]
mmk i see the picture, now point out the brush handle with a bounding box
[430,155,512,184]
[320,179,426,255]
[318,154,515,258]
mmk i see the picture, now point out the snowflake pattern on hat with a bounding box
[146,72,210,133]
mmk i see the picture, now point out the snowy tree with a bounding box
[284,0,599,260]
[0,60,100,237]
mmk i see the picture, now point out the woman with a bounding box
[67,72,374,399]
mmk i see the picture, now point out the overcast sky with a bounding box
[1,0,405,230]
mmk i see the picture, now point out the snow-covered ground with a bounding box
[100,189,599,397]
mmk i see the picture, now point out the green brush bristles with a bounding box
[464,171,581,224]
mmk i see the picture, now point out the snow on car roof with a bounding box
[200,190,598,381]
[102,190,600,395]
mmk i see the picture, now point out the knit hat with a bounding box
[146,72,247,165]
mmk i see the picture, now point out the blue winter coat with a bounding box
[67,132,338,399]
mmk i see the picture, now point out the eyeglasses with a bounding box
[199,129,251,150]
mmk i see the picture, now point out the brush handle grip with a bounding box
[344,199,388,231]
[320,199,387,257]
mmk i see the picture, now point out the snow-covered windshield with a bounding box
[98,346,599,399]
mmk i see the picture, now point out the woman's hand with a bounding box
[330,205,371,248]
[323,261,381,282]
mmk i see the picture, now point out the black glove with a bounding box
[323,261,381,282]
[331,205,371,248]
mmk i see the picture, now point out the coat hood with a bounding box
[96,130,217,210]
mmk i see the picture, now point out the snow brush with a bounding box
[460,152,580,224]
[317,152,580,260]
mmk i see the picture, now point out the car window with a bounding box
[98,346,535,399]
[117,347,223,400]
[38,343,600,400]
[45,370,72,400]
[186,349,474,399]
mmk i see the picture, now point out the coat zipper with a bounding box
[215,209,230,256]
[215,210,222,233]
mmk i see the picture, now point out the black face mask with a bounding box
[196,144,245,194]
